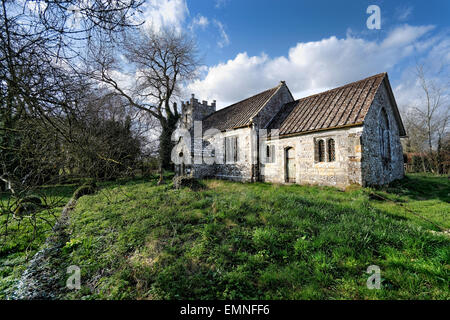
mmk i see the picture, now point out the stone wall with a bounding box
[198,127,255,181]
[253,82,294,129]
[181,94,216,130]
[261,126,364,188]
[185,83,293,182]
[360,82,404,186]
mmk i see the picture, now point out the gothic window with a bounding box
[379,109,391,167]
[318,139,325,162]
[327,139,335,162]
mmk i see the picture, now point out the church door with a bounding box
[285,147,296,183]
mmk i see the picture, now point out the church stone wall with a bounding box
[361,82,404,186]
[261,126,364,188]
[175,78,405,188]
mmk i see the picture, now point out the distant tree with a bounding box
[67,91,144,180]
[401,63,449,174]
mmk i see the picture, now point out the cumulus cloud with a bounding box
[138,0,189,33]
[394,36,450,110]
[188,24,438,109]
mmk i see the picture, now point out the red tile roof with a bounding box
[268,73,404,136]
[200,73,406,137]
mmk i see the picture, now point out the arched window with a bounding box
[318,139,325,162]
[379,109,391,166]
[327,139,335,162]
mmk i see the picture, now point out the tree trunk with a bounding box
[421,154,427,173]
[159,124,175,171]
[157,163,164,185]
[437,137,443,174]
[158,112,179,172]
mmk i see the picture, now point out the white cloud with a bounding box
[215,0,229,9]
[381,24,434,48]
[188,24,440,109]
[138,0,189,33]
[25,0,47,13]
[214,19,230,48]
[397,5,413,21]
[189,14,209,31]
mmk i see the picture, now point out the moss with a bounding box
[72,182,97,200]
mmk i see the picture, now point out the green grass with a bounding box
[371,174,449,230]
[0,184,78,299]
[57,174,449,300]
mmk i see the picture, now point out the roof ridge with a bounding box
[201,83,282,121]
[293,72,386,104]
[250,82,285,123]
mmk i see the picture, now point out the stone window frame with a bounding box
[284,146,296,183]
[315,136,337,163]
[265,144,276,163]
[316,139,325,162]
[224,135,238,164]
[327,138,336,162]
[379,108,391,168]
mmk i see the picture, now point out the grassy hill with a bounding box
[1,174,449,299]
[59,174,449,299]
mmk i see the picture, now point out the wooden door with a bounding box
[285,147,296,183]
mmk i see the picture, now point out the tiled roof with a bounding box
[268,73,391,136]
[202,85,280,131]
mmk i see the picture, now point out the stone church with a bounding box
[174,73,406,187]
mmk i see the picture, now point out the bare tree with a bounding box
[0,0,145,246]
[414,64,449,172]
[415,65,445,153]
[0,0,144,190]
[90,27,200,180]
[402,63,449,173]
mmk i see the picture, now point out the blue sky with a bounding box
[139,0,450,109]
[188,0,449,65]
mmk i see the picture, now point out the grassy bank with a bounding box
[57,174,449,300]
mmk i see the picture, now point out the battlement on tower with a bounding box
[181,94,216,128]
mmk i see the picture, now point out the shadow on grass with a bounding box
[384,174,449,203]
